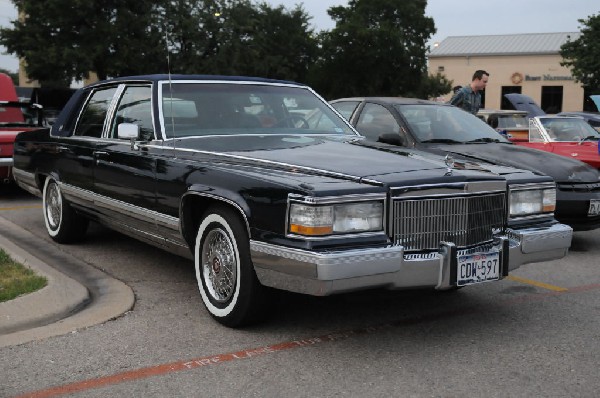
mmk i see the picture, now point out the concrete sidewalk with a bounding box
[0,216,134,348]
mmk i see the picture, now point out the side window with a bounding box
[74,87,118,138]
[355,103,400,142]
[331,101,360,121]
[111,86,154,140]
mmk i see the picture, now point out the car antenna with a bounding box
[165,30,176,149]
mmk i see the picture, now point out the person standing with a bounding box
[449,70,489,114]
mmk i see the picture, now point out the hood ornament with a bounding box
[444,154,455,175]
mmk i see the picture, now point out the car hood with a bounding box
[0,130,22,144]
[171,135,506,185]
[423,142,599,183]
[504,93,546,117]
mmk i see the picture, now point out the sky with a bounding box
[0,0,598,73]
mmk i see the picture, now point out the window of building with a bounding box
[501,86,522,110]
[541,86,563,113]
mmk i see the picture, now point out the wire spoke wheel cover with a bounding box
[42,178,89,243]
[194,207,269,327]
[45,181,63,231]
[202,228,237,303]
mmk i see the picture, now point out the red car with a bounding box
[0,73,45,183]
[509,116,600,169]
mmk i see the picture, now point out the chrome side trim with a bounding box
[0,158,13,166]
[12,169,41,197]
[58,182,179,231]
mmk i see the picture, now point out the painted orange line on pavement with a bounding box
[0,205,42,211]
[13,327,390,398]
[13,283,600,398]
[506,275,568,292]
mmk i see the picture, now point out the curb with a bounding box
[0,216,135,348]
[0,232,90,335]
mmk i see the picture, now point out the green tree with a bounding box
[163,1,317,82]
[226,2,318,82]
[560,13,600,93]
[418,72,452,99]
[0,0,167,86]
[159,0,224,74]
[310,0,436,99]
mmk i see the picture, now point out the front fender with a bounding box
[179,186,251,248]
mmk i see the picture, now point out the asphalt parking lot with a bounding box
[1,184,599,398]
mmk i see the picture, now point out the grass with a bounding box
[0,248,47,303]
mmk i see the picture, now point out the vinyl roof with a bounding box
[428,32,581,57]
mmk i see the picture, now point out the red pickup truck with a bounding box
[0,73,45,183]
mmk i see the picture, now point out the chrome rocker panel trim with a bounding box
[250,223,573,296]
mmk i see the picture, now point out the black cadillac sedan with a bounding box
[12,76,572,327]
[330,97,600,231]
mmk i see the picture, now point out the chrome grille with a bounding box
[391,193,506,251]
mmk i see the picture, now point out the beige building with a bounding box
[428,32,586,112]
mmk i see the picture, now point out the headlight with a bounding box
[289,201,383,236]
[509,187,556,217]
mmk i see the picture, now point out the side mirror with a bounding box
[377,133,405,146]
[117,123,140,150]
[117,123,139,140]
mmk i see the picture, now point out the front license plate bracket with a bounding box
[456,250,500,286]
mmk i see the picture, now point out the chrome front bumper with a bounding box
[0,157,13,167]
[250,223,573,296]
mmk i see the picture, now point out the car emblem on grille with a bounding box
[444,154,454,175]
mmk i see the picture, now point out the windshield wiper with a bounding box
[420,138,462,144]
[466,137,502,143]
[578,135,599,144]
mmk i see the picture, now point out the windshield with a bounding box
[159,82,356,139]
[539,117,600,142]
[395,104,510,143]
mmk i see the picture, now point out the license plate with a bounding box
[588,199,600,216]
[457,251,500,286]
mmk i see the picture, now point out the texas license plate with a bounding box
[457,251,500,286]
[588,199,600,216]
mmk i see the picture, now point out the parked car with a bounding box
[557,95,600,133]
[509,116,600,168]
[504,92,600,132]
[477,109,529,141]
[0,73,46,183]
[13,75,572,327]
[503,93,546,118]
[557,112,600,132]
[330,97,600,231]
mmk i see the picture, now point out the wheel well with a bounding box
[180,194,250,250]
[36,173,51,192]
